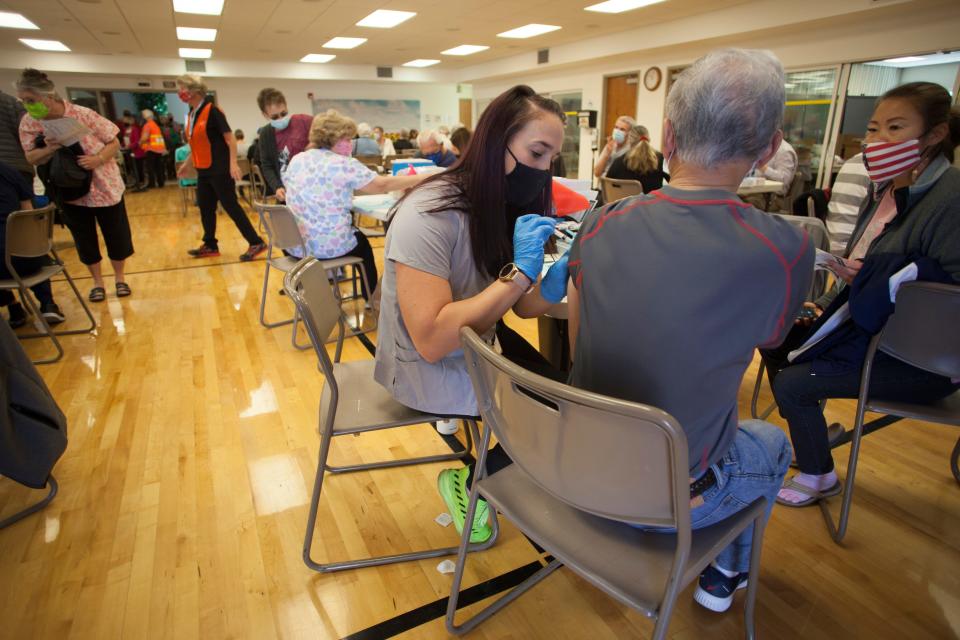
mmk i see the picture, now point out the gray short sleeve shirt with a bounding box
[374,182,494,416]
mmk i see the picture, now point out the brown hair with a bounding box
[257,87,286,113]
[399,85,565,278]
[176,74,207,94]
[450,127,472,155]
[309,110,357,148]
[880,82,960,163]
[624,124,658,174]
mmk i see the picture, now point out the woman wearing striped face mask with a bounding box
[759,81,960,509]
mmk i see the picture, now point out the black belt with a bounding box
[689,467,717,499]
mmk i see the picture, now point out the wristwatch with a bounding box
[499,263,534,294]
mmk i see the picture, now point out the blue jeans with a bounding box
[684,420,791,573]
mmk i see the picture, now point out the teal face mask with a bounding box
[25,100,50,120]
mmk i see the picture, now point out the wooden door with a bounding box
[459,99,472,128]
[603,73,639,136]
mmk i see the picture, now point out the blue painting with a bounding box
[311,98,421,132]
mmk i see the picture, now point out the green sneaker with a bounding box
[437,467,492,544]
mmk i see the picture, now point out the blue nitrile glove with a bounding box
[513,214,557,280]
[540,253,569,303]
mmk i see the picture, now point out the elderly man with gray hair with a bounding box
[415,129,457,167]
[560,49,814,614]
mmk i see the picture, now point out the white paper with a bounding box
[434,513,453,527]
[815,249,853,277]
[41,117,90,147]
[436,559,456,574]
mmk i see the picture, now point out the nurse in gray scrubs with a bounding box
[374,85,572,544]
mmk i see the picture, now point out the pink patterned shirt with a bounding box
[20,101,125,208]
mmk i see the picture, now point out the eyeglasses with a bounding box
[269,110,289,120]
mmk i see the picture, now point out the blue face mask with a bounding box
[270,114,291,130]
[426,151,443,164]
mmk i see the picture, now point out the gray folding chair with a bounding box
[256,203,371,349]
[600,177,643,204]
[1,206,96,364]
[750,215,832,421]
[447,327,769,639]
[235,157,253,207]
[820,281,960,543]
[284,258,498,572]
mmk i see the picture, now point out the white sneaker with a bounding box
[436,419,459,435]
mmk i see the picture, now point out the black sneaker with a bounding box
[187,244,221,258]
[41,302,65,325]
[693,565,748,612]
[239,243,267,262]
[7,302,27,329]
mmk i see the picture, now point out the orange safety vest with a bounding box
[140,119,166,154]
[187,101,215,170]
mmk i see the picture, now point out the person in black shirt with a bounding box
[0,161,63,327]
[605,124,669,194]
[175,74,266,261]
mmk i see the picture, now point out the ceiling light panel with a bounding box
[356,9,416,28]
[179,47,212,58]
[442,44,489,56]
[300,53,336,63]
[402,59,440,68]
[0,11,39,29]
[497,24,561,39]
[176,27,217,41]
[172,0,224,16]
[584,0,665,13]
[20,38,70,51]
[323,37,367,49]
[883,56,925,63]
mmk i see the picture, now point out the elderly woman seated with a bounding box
[282,110,427,299]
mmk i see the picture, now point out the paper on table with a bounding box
[41,117,90,147]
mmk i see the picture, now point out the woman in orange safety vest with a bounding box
[140,109,167,189]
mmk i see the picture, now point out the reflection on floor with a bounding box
[1,185,958,639]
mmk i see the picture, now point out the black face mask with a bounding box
[505,146,552,208]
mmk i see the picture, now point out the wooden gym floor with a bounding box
[0,185,958,639]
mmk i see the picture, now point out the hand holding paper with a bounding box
[815,249,862,284]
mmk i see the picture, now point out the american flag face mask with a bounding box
[861,138,923,184]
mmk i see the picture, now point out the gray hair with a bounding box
[356,122,373,138]
[417,129,443,146]
[141,109,154,120]
[666,48,785,167]
[176,73,207,94]
[615,115,636,128]
[15,68,58,97]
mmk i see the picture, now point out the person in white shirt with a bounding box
[824,153,870,252]
[760,139,798,196]
[373,125,395,158]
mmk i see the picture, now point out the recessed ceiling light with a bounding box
[300,53,336,63]
[497,24,561,39]
[176,26,217,41]
[20,38,70,51]
[172,0,224,16]
[356,9,416,28]
[179,47,212,58]
[402,59,439,68]
[323,37,367,49]
[0,11,39,29]
[882,55,925,63]
[584,0,665,13]
[442,44,489,56]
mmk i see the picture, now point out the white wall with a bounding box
[0,69,465,141]
[900,63,960,93]
[469,2,960,180]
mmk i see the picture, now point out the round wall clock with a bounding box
[644,67,662,91]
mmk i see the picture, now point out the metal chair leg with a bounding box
[303,420,497,572]
[742,514,767,640]
[750,359,776,421]
[947,436,960,486]
[327,419,474,473]
[0,476,58,530]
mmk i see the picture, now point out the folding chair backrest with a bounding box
[600,177,643,204]
[774,214,831,300]
[879,282,960,379]
[460,327,689,529]
[5,206,54,260]
[256,203,306,253]
[237,157,251,176]
[283,258,342,379]
[251,164,267,200]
